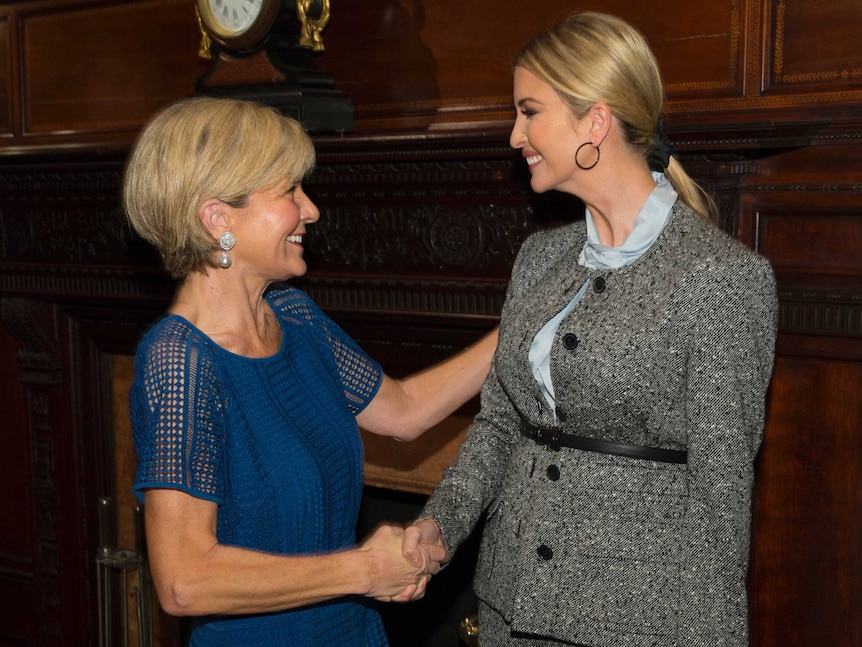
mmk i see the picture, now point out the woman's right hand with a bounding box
[358,523,445,602]
[402,518,449,568]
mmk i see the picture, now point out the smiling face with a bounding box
[229,178,320,282]
[510,66,588,194]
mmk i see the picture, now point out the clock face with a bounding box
[198,0,271,44]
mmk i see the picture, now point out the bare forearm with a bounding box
[400,328,497,434]
[148,514,434,617]
[154,542,374,616]
[360,327,499,440]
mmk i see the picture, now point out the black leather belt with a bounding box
[520,420,687,464]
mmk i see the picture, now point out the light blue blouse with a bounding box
[529,172,678,421]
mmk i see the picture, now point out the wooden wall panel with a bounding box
[0,0,858,147]
[315,0,752,130]
[0,16,11,137]
[738,145,862,646]
[750,356,862,647]
[635,0,763,122]
[0,328,31,561]
[21,0,207,136]
[0,288,120,646]
[0,577,37,647]
[763,0,862,96]
[629,0,746,99]
[761,210,861,272]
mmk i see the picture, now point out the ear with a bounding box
[198,198,228,239]
[586,102,612,147]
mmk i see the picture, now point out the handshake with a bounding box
[358,519,448,603]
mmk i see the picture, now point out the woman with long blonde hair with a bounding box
[406,12,777,646]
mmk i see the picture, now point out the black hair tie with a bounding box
[648,118,677,171]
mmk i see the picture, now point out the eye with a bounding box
[519,108,538,118]
[285,184,299,197]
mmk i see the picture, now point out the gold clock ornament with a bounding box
[196,0,330,56]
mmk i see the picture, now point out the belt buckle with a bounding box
[546,427,561,451]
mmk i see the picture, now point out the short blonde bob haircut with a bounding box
[515,12,716,222]
[123,96,316,278]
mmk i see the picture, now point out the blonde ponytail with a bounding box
[664,157,718,224]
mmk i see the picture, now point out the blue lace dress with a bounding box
[130,286,388,646]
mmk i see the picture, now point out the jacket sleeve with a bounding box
[419,229,558,554]
[676,252,778,643]
[419,360,520,553]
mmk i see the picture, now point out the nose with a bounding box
[297,186,320,223]
[509,115,526,150]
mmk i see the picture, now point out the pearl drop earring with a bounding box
[219,231,236,268]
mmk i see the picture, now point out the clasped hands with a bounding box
[359,519,448,603]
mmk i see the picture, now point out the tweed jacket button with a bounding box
[546,465,560,481]
[537,544,553,560]
[555,407,568,423]
[593,276,606,293]
[562,333,578,350]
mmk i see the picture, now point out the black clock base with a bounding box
[198,82,354,134]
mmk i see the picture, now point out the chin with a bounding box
[529,178,551,194]
[272,266,306,283]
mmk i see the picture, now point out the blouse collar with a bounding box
[578,171,677,270]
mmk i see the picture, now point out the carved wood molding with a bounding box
[300,275,507,323]
[0,140,782,333]
[0,297,63,637]
[777,287,862,336]
[1,135,854,348]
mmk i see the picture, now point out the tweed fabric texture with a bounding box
[422,204,778,647]
[479,600,590,646]
[130,286,388,646]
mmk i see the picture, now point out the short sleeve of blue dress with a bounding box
[130,317,226,503]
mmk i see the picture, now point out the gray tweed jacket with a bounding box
[422,203,778,647]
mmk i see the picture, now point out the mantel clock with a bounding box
[195,0,352,133]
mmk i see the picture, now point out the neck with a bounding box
[170,270,280,358]
[580,165,657,247]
